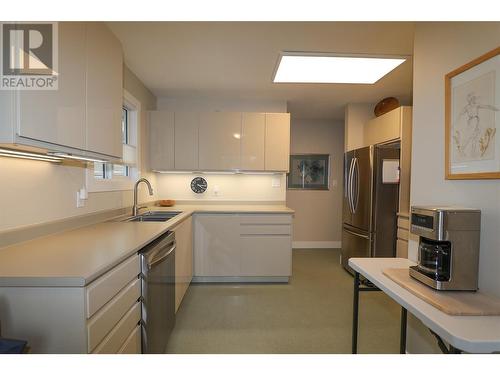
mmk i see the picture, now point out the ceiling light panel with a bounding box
[273,54,406,84]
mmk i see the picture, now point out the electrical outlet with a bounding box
[271,177,281,188]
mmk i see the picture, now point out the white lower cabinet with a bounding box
[194,214,240,277]
[86,255,141,354]
[193,213,292,281]
[91,302,141,354]
[0,254,141,353]
[240,236,291,277]
[172,217,193,312]
[118,325,142,354]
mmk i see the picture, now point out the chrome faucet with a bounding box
[132,178,154,216]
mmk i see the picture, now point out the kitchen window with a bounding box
[86,90,141,192]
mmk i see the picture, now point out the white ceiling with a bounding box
[108,22,415,120]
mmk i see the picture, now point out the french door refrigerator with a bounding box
[341,143,400,273]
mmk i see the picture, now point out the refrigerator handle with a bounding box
[350,157,358,213]
[343,227,370,240]
[353,157,360,213]
[347,158,355,214]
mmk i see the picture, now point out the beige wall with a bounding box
[407,22,500,354]
[286,119,344,247]
[0,66,156,232]
[155,173,286,202]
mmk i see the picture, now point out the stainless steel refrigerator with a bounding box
[341,143,400,273]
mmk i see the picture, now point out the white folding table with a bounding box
[349,257,500,354]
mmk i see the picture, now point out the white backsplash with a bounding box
[155,173,286,202]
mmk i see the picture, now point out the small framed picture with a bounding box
[287,154,330,190]
[445,46,500,179]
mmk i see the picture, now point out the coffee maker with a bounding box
[409,206,481,291]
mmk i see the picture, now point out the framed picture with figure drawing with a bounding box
[445,46,500,179]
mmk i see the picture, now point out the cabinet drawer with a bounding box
[118,325,141,354]
[87,278,140,352]
[240,236,292,277]
[92,302,141,354]
[86,255,140,318]
[238,214,292,225]
[239,224,291,236]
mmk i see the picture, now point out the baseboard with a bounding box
[292,241,341,249]
[192,276,289,283]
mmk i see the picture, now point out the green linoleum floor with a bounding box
[166,249,401,354]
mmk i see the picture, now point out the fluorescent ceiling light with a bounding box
[0,148,62,163]
[273,53,406,84]
[49,152,107,163]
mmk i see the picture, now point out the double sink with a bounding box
[121,211,182,222]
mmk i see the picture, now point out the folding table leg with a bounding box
[400,307,407,354]
[352,271,360,354]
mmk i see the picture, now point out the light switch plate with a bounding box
[213,185,221,196]
[272,177,281,188]
[76,191,85,208]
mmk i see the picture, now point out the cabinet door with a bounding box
[193,214,240,276]
[173,217,193,312]
[199,112,241,170]
[364,107,401,146]
[398,107,413,215]
[241,112,265,170]
[175,112,199,170]
[265,113,290,171]
[240,236,292,276]
[149,111,174,171]
[86,22,123,158]
[238,214,292,277]
[16,22,86,150]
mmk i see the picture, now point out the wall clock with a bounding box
[191,177,208,194]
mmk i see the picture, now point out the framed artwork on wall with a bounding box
[445,46,500,179]
[287,154,330,190]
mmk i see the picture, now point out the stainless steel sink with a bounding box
[122,211,181,222]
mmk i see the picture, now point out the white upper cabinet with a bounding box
[174,112,199,170]
[85,22,123,158]
[0,22,124,161]
[364,107,402,146]
[199,112,241,170]
[265,113,290,171]
[241,112,265,170]
[16,22,87,150]
[147,110,290,172]
[149,111,174,171]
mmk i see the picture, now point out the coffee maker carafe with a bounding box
[409,206,481,291]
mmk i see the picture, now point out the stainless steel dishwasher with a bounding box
[140,231,176,354]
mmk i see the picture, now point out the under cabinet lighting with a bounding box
[273,52,407,84]
[153,170,280,175]
[0,148,62,162]
[48,152,107,163]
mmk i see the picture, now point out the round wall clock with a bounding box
[191,177,208,194]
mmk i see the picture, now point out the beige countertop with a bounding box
[0,204,293,287]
